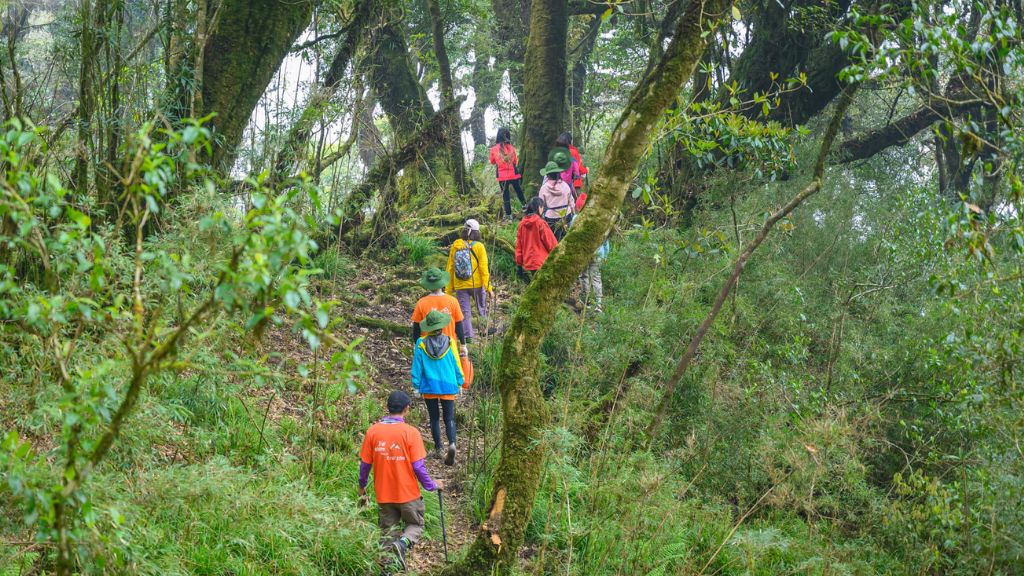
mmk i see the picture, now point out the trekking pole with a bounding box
[438,488,450,563]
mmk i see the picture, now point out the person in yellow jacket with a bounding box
[446,219,493,343]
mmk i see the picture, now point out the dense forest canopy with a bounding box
[1,0,1022,574]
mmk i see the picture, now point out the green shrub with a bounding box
[314,249,356,282]
[398,234,439,266]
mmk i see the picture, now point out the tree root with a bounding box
[350,315,408,337]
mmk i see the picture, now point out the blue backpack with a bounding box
[453,241,476,281]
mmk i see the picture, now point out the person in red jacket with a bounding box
[489,127,526,219]
[515,197,558,280]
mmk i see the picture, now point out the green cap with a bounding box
[548,147,572,170]
[419,310,452,333]
[420,267,450,291]
[540,161,563,177]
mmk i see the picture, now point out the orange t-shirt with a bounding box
[359,420,428,504]
[411,294,464,343]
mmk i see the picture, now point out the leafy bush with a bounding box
[397,234,439,266]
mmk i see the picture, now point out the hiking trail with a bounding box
[318,259,510,574]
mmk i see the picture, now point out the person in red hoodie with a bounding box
[489,127,526,220]
[515,197,558,281]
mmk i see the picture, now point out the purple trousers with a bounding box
[455,287,487,341]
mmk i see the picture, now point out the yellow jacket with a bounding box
[446,239,492,293]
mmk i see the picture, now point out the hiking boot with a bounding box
[445,442,456,466]
[391,537,410,570]
[428,448,443,460]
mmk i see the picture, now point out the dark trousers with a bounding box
[500,179,526,217]
[545,215,573,241]
[424,398,456,448]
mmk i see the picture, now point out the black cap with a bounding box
[387,390,412,414]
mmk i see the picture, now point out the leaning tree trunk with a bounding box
[727,0,853,127]
[519,0,569,196]
[363,2,437,247]
[200,0,319,169]
[441,0,731,573]
[363,3,432,142]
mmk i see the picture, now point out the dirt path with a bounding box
[321,261,510,574]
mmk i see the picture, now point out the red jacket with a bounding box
[569,145,587,189]
[515,214,558,271]
[489,144,520,182]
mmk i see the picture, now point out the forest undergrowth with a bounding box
[2,1,1022,571]
[6,154,1019,575]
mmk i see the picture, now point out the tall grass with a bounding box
[84,458,376,575]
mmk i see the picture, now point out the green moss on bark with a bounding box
[442,0,731,573]
[201,0,318,168]
[519,0,568,196]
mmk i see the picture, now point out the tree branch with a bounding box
[647,83,859,440]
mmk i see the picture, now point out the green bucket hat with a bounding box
[540,160,563,177]
[420,309,452,333]
[548,147,572,170]
[419,267,450,291]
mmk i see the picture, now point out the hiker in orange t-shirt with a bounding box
[359,391,442,570]
[410,267,467,353]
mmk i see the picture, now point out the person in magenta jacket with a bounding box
[489,127,526,219]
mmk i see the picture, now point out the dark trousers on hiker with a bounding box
[379,498,426,548]
[500,179,526,217]
[455,287,487,341]
[424,398,456,449]
[545,215,573,242]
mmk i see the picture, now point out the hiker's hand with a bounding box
[358,487,368,507]
[434,480,445,492]
[460,345,469,357]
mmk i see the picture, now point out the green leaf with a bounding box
[65,207,91,229]
[731,5,741,20]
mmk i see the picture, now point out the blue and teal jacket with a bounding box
[411,334,465,395]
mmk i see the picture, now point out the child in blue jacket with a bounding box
[412,310,465,466]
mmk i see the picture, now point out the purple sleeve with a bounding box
[411,459,437,492]
[358,461,372,489]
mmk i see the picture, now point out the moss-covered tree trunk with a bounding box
[468,37,501,165]
[427,0,471,196]
[200,0,318,169]
[364,3,432,142]
[568,15,601,141]
[727,0,852,126]
[519,0,568,196]
[441,0,730,573]
[363,2,436,248]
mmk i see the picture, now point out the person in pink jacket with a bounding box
[537,158,576,241]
